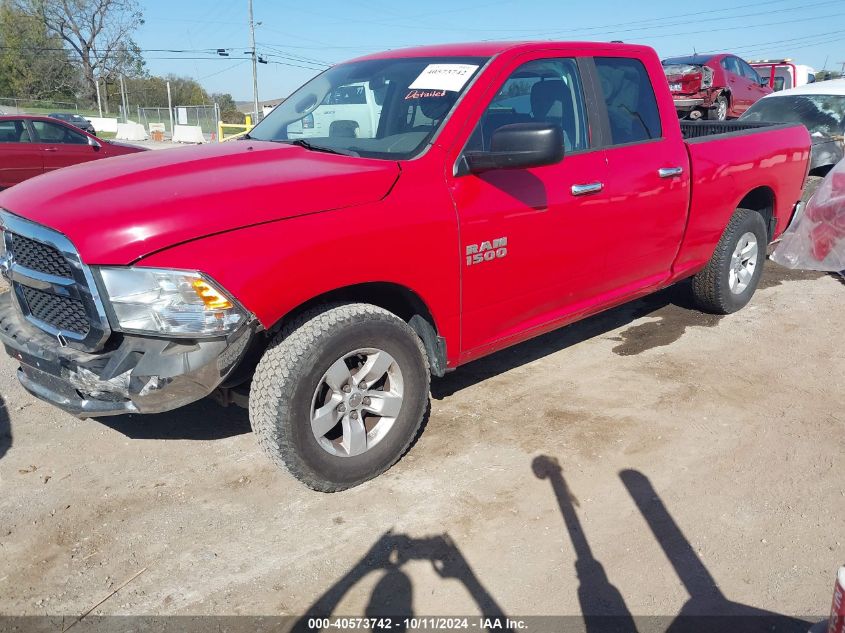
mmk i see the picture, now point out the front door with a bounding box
[30,119,98,172]
[448,55,611,356]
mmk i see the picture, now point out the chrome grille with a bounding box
[0,209,111,351]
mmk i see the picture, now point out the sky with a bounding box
[136,0,845,102]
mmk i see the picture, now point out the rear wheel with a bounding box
[249,303,430,492]
[691,208,768,314]
[707,95,729,121]
[801,175,824,206]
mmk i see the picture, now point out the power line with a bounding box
[524,0,841,39]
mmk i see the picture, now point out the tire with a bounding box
[801,175,824,206]
[249,303,430,492]
[707,95,728,121]
[691,208,768,314]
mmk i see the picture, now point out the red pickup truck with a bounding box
[0,42,810,491]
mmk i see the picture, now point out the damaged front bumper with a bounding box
[0,292,254,417]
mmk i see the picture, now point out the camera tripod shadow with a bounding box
[292,531,512,633]
[533,455,812,633]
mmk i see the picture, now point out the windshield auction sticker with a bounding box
[409,64,479,92]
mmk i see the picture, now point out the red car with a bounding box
[662,53,772,120]
[0,42,809,490]
[0,115,146,189]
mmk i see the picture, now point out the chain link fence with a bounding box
[174,104,220,141]
[0,97,81,116]
[137,107,173,135]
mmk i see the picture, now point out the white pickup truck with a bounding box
[287,82,384,139]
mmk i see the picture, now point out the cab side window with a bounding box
[466,58,589,153]
[31,120,87,145]
[595,57,662,145]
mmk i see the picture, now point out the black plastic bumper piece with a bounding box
[0,292,253,417]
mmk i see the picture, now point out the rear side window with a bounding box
[721,56,741,75]
[0,120,30,143]
[595,57,662,145]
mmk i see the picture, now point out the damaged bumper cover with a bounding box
[0,293,253,417]
[672,90,721,112]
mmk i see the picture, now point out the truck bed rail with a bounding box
[680,120,776,140]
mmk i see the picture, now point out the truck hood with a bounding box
[0,141,400,264]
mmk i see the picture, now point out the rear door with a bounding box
[721,56,752,114]
[591,56,690,292]
[0,119,43,187]
[30,119,98,172]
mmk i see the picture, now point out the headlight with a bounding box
[97,267,248,337]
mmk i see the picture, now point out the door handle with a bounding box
[658,167,684,178]
[44,147,58,152]
[571,182,603,196]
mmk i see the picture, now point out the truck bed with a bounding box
[671,120,811,281]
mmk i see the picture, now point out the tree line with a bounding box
[0,0,244,122]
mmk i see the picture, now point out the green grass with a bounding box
[97,131,116,139]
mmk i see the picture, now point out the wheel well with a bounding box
[737,186,775,240]
[809,164,833,178]
[268,283,448,377]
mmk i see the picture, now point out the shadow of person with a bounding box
[293,531,511,633]
[533,456,638,633]
[619,469,811,633]
[93,397,251,441]
[0,394,10,460]
[365,568,413,633]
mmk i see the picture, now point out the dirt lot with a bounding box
[0,265,843,625]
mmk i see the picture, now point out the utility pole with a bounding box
[248,0,259,121]
[95,80,103,118]
[119,75,129,122]
[166,81,174,134]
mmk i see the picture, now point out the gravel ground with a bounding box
[0,265,842,624]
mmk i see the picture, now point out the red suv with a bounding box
[662,54,772,121]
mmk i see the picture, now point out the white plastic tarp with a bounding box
[772,160,845,272]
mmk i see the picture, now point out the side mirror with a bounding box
[88,136,101,150]
[462,123,564,174]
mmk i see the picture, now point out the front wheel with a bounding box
[691,208,768,314]
[249,303,430,492]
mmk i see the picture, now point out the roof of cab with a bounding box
[348,41,655,63]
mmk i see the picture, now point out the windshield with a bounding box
[248,56,487,160]
[741,95,845,138]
